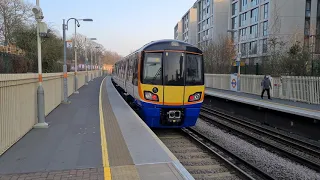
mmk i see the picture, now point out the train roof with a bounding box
[116,39,202,63]
[139,39,202,53]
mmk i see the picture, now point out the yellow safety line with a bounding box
[208,91,320,113]
[99,76,112,180]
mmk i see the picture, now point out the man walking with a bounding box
[261,75,272,99]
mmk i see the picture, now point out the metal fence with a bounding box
[0,70,102,156]
[205,74,320,105]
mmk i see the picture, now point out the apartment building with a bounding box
[196,0,229,47]
[229,0,320,64]
[174,7,198,46]
[174,20,183,40]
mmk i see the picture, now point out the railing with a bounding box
[205,74,320,105]
[0,70,102,156]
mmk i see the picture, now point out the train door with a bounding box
[163,51,185,106]
[123,60,128,90]
[126,57,134,96]
[132,54,139,99]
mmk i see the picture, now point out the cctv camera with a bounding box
[77,24,80,27]
[32,6,41,15]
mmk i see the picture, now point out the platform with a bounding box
[205,88,320,120]
[0,76,193,180]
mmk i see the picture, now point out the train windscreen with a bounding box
[142,53,162,85]
[142,52,204,86]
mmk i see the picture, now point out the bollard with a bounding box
[34,85,48,128]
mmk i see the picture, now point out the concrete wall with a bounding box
[189,8,198,45]
[212,0,229,40]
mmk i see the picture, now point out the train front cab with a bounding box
[138,50,204,128]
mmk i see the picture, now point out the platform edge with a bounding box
[99,76,112,180]
[205,90,320,120]
[108,77,194,180]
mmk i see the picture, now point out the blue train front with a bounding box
[112,39,205,128]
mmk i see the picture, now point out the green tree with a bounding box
[282,42,310,76]
[0,0,33,44]
[12,24,64,73]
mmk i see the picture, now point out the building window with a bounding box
[251,8,258,23]
[232,2,238,16]
[263,3,269,19]
[240,12,247,27]
[263,21,268,36]
[305,19,311,36]
[251,0,259,6]
[241,43,247,56]
[249,41,257,55]
[241,0,248,12]
[262,39,268,53]
[250,24,258,38]
[240,28,247,41]
[306,0,311,17]
[232,17,238,29]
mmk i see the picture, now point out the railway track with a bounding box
[200,106,320,172]
[154,129,274,180]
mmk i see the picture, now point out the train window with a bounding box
[125,59,129,81]
[129,57,133,82]
[185,54,204,85]
[132,55,138,86]
[163,52,184,86]
[142,53,162,85]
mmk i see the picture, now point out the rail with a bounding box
[0,70,104,156]
[155,129,273,180]
[200,106,320,172]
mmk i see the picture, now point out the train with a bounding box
[112,39,205,128]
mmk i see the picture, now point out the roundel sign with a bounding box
[230,74,238,92]
[231,79,237,88]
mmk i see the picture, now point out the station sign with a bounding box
[66,40,72,48]
[230,73,238,92]
[232,61,245,67]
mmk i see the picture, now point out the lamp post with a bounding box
[90,47,93,81]
[62,18,92,98]
[95,46,100,73]
[85,38,97,85]
[227,29,241,77]
[32,0,48,128]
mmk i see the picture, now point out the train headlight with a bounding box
[144,91,159,101]
[188,92,202,102]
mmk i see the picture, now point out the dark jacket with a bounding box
[261,77,272,89]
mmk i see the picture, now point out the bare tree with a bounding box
[201,35,236,74]
[69,33,121,66]
[102,51,122,65]
[0,0,33,44]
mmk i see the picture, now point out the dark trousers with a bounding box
[261,88,271,99]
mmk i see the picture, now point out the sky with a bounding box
[25,0,196,56]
